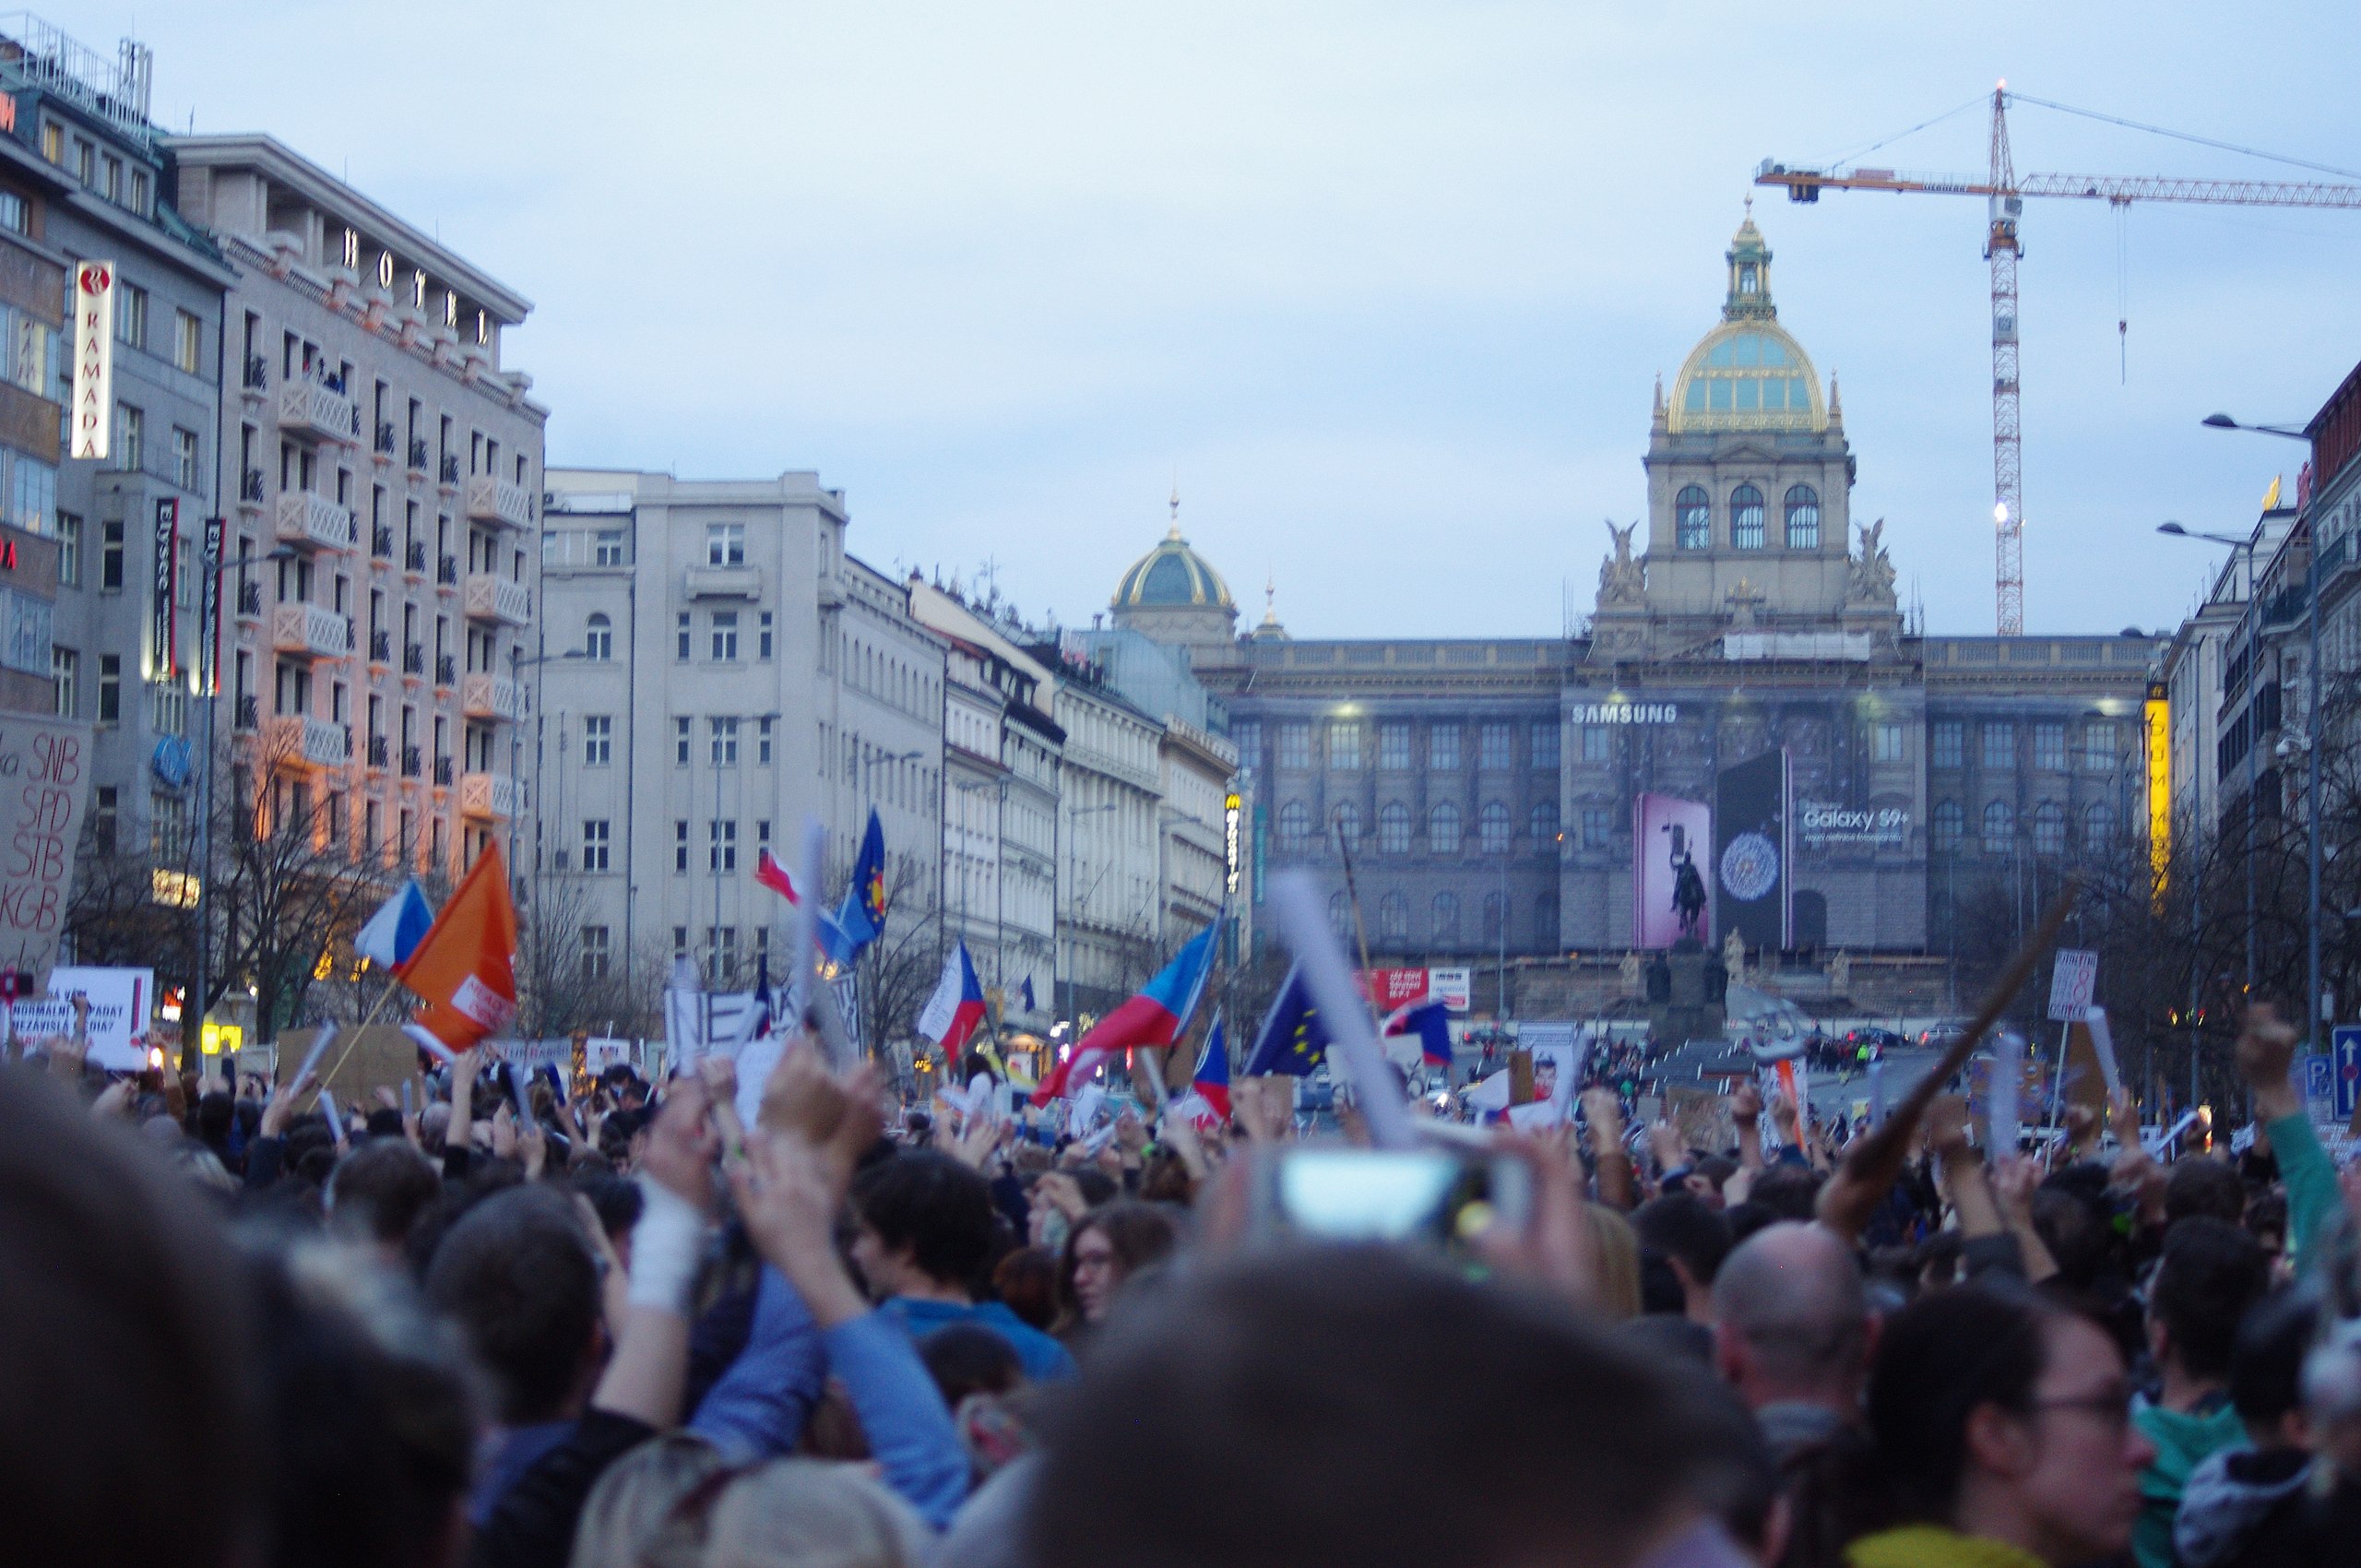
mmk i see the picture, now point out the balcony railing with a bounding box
[459,771,527,820]
[433,755,454,787]
[239,468,265,505]
[372,525,394,558]
[461,672,524,722]
[369,628,391,662]
[367,734,389,768]
[374,421,397,456]
[405,539,427,574]
[402,642,425,676]
[278,378,360,444]
[264,714,350,769]
[462,573,532,626]
[235,579,262,616]
[435,653,457,686]
[465,474,534,529]
[235,694,258,731]
[438,453,461,485]
[408,436,431,472]
[275,491,354,550]
[242,354,267,391]
[401,743,422,778]
[272,602,350,659]
[436,554,458,586]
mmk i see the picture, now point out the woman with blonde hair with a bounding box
[1585,1204,1644,1320]
[700,1461,932,1568]
[567,1433,728,1568]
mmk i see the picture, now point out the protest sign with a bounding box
[0,717,92,992]
[23,965,154,1071]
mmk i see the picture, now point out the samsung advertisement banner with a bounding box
[1632,792,1712,949]
[1714,749,1792,952]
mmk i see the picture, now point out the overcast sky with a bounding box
[90,0,2361,639]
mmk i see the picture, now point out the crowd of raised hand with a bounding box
[6,997,2361,1568]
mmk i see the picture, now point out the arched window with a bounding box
[1534,895,1559,947]
[1332,800,1362,847]
[1483,891,1508,942]
[1530,800,1560,845]
[1276,800,1311,849]
[1327,892,1350,938]
[1676,485,1710,550]
[1730,484,1765,549]
[1379,891,1408,944]
[1430,801,1463,855]
[2084,801,2117,847]
[1981,800,2015,855]
[1378,801,1411,854]
[2032,801,2065,856]
[585,612,613,660]
[1431,892,1461,944]
[1479,800,1511,854]
[1784,484,1820,549]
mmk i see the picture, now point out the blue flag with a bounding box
[1242,962,1330,1077]
[853,809,888,931]
[1020,974,1036,1012]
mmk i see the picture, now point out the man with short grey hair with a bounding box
[1710,1220,1874,1459]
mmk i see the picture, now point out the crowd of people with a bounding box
[7,998,2361,1568]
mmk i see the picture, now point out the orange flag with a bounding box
[397,842,518,1058]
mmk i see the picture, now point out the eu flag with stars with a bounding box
[1243,962,1329,1077]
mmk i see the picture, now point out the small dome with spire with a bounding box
[1112,489,1235,611]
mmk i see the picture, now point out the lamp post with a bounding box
[189,540,297,1073]
[1060,799,1121,1026]
[508,646,586,878]
[2201,416,2323,1059]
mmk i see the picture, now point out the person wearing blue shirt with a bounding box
[849,1149,1076,1383]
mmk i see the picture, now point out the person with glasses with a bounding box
[1844,1283,2154,1567]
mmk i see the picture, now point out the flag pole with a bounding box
[317,971,406,1087]
[1334,822,1382,1030]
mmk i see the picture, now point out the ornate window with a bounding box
[1431,892,1461,944]
[1784,484,1820,549]
[1331,800,1362,846]
[1429,801,1462,854]
[1932,799,1964,849]
[1530,800,1560,844]
[2032,802,2066,856]
[1981,800,2015,855]
[1676,485,1710,550]
[1479,800,1512,854]
[2084,801,2117,846]
[1378,802,1412,854]
[1379,891,1408,944]
[1731,484,1765,549]
[585,612,612,660]
[1276,799,1311,849]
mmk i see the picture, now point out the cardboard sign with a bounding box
[276,1024,420,1102]
[0,717,93,990]
[1666,1084,1736,1157]
[2047,949,2098,1023]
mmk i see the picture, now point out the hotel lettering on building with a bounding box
[1109,218,2164,976]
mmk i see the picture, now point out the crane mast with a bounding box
[1756,87,2361,635]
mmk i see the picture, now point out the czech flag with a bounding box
[1190,1012,1231,1121]
[397,843,519,1060]
[1032,920,1219,1106]
[355,878,435,971]
[753,848,803,904]
[917,942,987,1056]
[755,849,859,963]
[1383,996,1454,1068]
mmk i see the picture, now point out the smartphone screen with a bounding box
[1273,1148,1519,1246]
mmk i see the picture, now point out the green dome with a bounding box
[1114,524,1233,611]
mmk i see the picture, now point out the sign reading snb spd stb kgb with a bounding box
[1714,749,1790,952]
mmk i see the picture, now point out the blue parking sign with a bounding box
[2306,1052,2336,1109]
[2333,1027,2361,1123]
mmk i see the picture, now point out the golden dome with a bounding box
[1666,214,1827,435]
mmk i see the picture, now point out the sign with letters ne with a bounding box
[0,716,90,992]
[2047,949,2098,1023]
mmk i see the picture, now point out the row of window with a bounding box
[1930,719,2121,772]
[1674,483,1820,551]
[1276,798,1566,855]
[97,402,204,495]
[673,611,774,662]
[1328,888,1556,949]
[1242,719,1560,773]
[104,282,207,375]
[1931,799,2118,855]
[42,119,154,219]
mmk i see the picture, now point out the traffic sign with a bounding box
[2332,1027,2361,1123]
[2304,1052,2335,1113]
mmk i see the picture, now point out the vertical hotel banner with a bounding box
[152,500,179,681]
[1714,749,1791,953]
[72,261,115,460]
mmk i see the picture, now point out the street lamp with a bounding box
[189,541,298,1073]
[2202,413,2325,1061]
[508,646,586,877]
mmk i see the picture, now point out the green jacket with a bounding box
[2132,1396,2248,1568]
[2266,1111,2338,1278]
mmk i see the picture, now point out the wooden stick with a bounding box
[319,980,404,1087]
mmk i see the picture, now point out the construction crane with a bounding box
[1757,85,2361,635]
